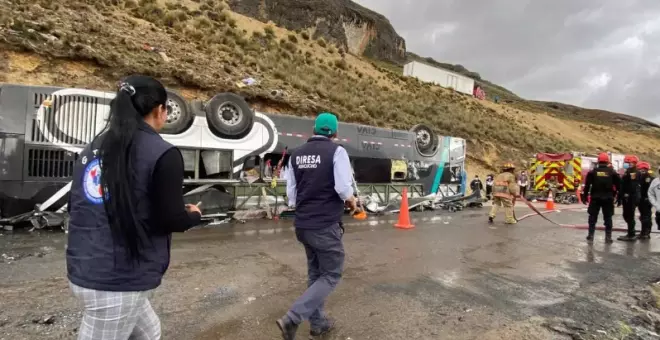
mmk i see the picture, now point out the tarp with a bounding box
[536,153,573,162]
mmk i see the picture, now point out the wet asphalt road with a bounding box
[1,206,660,339]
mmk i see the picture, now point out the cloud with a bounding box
[355,0,660,122]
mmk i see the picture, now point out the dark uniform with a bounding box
[637,163,653,239]
[583,163,621,243]
[470,176,483,198]
[617,167,642,241]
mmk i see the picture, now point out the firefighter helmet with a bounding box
[638,161,650,170]
[501,162,515,170]
[624,155,639,164]
[597,152,609,163]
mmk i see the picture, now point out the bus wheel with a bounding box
[162,90,193,135]
[410,124,439,157]
[205,93,255,140]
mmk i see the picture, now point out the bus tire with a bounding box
[162,90,193,135]
[410,124,439,157]
[205,93,254,140]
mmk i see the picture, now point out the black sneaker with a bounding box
[617,235,637,242]
[586,234,594,242]
[310,318,335,338]
[638,233,651,240]
[276,317,298,340]
[488,216,494,224]
[605,234,613,244]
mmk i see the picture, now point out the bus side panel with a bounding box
[0,134,25,181]
[266,114,311,153]
[0,84,30,135]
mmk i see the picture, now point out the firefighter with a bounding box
[608,162,617,216]
[637,161,653,240]
[649,166,660,230]
[488,163,519,225]
[470,175,484,198]
[617,155,642,242]
[581,153,621,243]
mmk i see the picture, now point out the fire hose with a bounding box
[514,196,660,234]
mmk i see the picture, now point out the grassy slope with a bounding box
[1,0,659,175]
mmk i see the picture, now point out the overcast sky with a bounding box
[355,0,660,122]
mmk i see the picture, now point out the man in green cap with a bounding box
[277,112,357,339]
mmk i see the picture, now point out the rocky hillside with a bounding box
[1,0,659,172]
[226,0,406,63]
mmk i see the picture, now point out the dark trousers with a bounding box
[588,197,614,235]
[519,186,527,199]
[656,211,660,230]
[486,186,492,199]
[622,201,638,236]
[287,223,345,329]
[639,201,653,235]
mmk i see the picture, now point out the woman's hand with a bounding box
[185,204,202,215]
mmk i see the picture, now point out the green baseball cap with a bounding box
[314,112,338,136]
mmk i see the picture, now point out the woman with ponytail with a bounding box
[66,75,202,340]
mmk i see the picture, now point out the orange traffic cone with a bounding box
[395,187,415,229]
[545,191,555,210]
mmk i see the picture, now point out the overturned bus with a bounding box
[0,83,466,229]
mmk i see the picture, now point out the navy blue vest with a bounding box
[66,123,174,292]
[291,137,344,229]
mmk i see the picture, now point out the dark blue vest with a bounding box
[291,137,344,229]
[66,123,174,292]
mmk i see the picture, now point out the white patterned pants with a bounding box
[70,282,161,340]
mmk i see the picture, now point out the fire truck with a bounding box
[528,152,625,202]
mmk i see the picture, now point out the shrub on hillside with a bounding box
[163,10,187,27]
[334,59,347,70]
[287,34,298,43]
[281,40,296,52]
[193,16,212,29]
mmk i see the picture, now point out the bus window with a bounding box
[240,156,261,182]
[201,150,233,179]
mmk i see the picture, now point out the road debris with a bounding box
[32,315,55,325]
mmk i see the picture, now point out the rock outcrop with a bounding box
[226,0,406,63]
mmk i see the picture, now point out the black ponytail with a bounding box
[97,75,168,263]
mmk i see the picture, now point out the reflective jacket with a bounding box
[493,172,519,199]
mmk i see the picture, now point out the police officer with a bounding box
[277,112,357,340]
[637,161,654,239]
[617,155,642,241]
[66,76,202,338]
[488,163,519,225]
[582,153,621,243]
[470,175,484,198]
